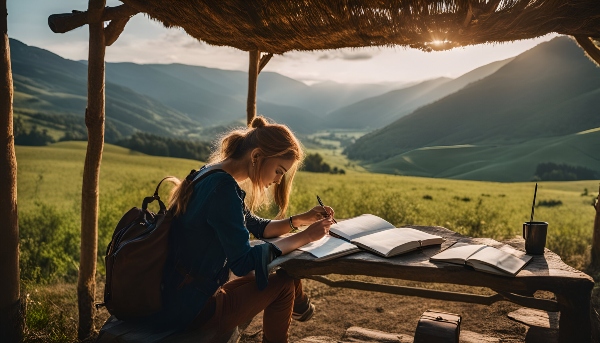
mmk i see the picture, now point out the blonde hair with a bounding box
[169,116,304,219]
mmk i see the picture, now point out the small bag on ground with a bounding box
[413,310,461,343]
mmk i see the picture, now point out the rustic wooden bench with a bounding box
[269,225,594,343]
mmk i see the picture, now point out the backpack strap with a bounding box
[142,168,227,214]
[188,167,226,185]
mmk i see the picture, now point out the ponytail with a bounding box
[167,173,193,217]
[170,115,304,218]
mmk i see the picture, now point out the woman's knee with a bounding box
[269,272,295,297]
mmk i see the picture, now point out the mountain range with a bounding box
[10,38,490,139]
[324,58,513,129]
[11,36,600,181]
[345,37,600,181]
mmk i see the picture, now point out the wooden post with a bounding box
[78,0,106,340]
[0,1,24,341]
[591,184,600,266]
[258,53,273,73]
[247,49,260,126]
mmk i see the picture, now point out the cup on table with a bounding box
[522,221,548,255]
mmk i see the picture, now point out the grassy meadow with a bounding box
[16,141,599,280]
[364,129,600,182]
[15,141,599,341]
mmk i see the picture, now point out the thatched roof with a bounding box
[121,0,600,54]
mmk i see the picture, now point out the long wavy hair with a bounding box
[168,116,304,219]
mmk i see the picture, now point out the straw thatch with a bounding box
[120,0,600,53]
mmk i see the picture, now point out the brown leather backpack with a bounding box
[100,168,222,320]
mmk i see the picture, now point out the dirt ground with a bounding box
[238,277,538,343]
[34,273,591,343]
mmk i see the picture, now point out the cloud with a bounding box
[103,29,248,70]
[317,51,375,61]
[150,30,207,50]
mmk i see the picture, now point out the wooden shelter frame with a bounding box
[2,0,600,341]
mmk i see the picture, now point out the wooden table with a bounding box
[268,225,594,343]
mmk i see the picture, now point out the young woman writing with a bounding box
[160,116,335,343]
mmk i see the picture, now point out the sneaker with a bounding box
[292,298,315,322]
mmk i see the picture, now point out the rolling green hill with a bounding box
[345,37,600,181]
[104,62,241,125]
[324,77,451,129]
[367,128,600,181]
[10,38,353,136]
[11,39,196,141]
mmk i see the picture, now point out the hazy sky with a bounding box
[9,0,558,84]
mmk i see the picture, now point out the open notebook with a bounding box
[262,214,443,260]
[329,214,444,258]
[262,234,360,261]
[430,242,532,276]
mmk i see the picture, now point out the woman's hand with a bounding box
[303,217,334,242]
[273,217,334,255]
[293,206,335,227]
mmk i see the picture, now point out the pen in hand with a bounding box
[316,195,337,224]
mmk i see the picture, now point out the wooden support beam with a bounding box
[0,0,24,341]
[462,1,473,27]
[77,0,106,340]
[574,36,600,67]
[48,4,137,34]
[104,16,131,46]
[247,49,260,126]
[258,53,273,74]
[117,0,153,14]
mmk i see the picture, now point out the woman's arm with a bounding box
[263,205,335,238]
[271,217,334,255]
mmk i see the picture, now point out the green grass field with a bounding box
[366,128,600,182]
[15,141,599,282]
[14,141,600,342]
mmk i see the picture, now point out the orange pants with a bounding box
[191,272,306,343]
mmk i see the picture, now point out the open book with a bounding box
[329,214,444,257]
[430,243,532,276]
[262,234,360,261]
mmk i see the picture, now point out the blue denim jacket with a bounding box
[160,169,281,329]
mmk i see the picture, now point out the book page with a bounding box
[467,246,529,276]
[430,243,487,265]
[329,214,394,241]
[352,227,444,257]
[263,234,359,261]
[297,235,360,260]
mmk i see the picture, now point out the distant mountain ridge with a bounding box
[11,37,523,142]
[13,36,599,182]
[345,37,600,181]
[11,39,195,140]
[325,58,512,129]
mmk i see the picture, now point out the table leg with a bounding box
[556,288,592,343]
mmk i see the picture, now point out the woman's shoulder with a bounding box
[194,169,238,191]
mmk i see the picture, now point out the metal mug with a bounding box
[522,221,548,255]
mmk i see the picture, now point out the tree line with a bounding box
[13,113,124,145]
[13,117,55,146]
[533,162,598,181]
[301,153,345,174]
[115,132,212,161]
[13,114,212,161]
